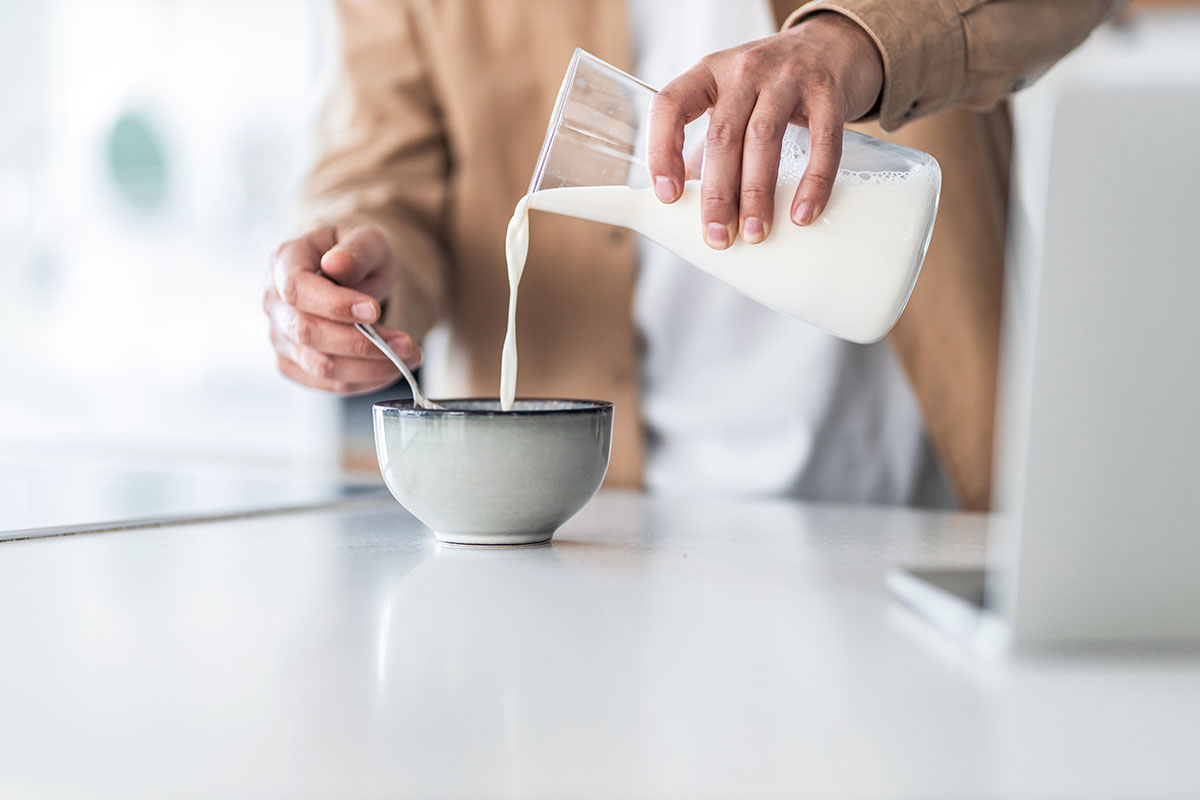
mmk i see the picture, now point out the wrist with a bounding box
[790,11,883,121]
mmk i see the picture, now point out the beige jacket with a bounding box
[302,0,1121,509]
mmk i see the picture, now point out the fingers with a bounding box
[699,89,757,250]
[647,66,716,206]
[264,282,422,395]
[791,94,844,226]
[265,288,418,361]
[319,226,394,298]
[650,60,846,246]
[265,224,412,397]
[271,233,381,324]
[362,324,421,364]
[270,326,417,388]
[738,90,794,244]
[275,353,398,397]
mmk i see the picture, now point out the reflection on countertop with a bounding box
[0,445,387,535]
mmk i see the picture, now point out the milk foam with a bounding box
[776,125,938,186]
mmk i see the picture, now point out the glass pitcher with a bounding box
[525,49,941,344]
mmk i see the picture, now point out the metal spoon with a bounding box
[353,322,441,410]
[314,268,440,409]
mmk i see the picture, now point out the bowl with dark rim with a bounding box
[372,398,614,545]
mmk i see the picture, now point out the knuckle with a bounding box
[733,48,766,78]
[809,126,843,149]
[705,119,740,150]
[747,115,783,143]
[802,74,836,96]
[650,89,680,115]
[353,334,376,358]
[740,184,773,205]
[279,274,299,306]
[701,185,737,209]
[309,354,335,380]
[292,316,316,347]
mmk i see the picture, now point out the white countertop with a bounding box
[2,491,1198,799]
[0,448,378,535]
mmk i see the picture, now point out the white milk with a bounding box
[530,174,938,344]
[500,194,531,411]
[500,168,938,409]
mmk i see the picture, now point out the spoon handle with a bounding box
[313,268,440,409]
[353,322,442,410]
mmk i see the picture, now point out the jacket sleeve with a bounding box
[783,0,1125,130]
[299,0,448,338]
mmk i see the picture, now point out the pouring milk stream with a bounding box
[500,50,940,411]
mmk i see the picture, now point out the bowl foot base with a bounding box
[432,529,556,546]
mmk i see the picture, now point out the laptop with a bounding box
[888,51,1200,653]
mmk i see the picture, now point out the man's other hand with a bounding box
[646,13,884,248]
[264,225,421,395]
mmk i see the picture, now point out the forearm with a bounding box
[784,0,1125,130]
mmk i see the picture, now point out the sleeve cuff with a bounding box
[782,0,965,131]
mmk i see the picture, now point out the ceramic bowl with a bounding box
[372,398,613,545]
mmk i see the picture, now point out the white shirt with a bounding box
[628,0,955,507]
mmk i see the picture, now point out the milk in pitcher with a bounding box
[499,50,941,410]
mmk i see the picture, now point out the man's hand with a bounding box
[646,13,883,248]
[263,225,422,395]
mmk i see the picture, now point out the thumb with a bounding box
[320,226,392,288]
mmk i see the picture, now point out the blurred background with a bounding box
[0,0,401,529]
[0,0,349,472]
[1,0,1195,529]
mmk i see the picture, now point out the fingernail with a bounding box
[352,301,377,321]
[705,223,729,248]
[743,217,765,243]
[389,338,413,359]
[654,176,676,203]
[794,202,814,226]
